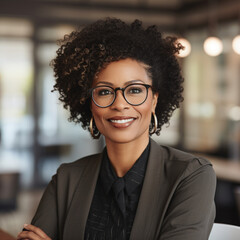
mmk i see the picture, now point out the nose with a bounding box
[110,90,129,110]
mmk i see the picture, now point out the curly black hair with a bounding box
[52,17,184,136]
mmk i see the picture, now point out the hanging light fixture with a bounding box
[203,36,223,56]
[177,38,191,58]
[232,35,240,55]
[176,23,191,58]
[204,0,223,56]
[232,11,240,55]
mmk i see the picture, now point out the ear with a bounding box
[152,92,159,112]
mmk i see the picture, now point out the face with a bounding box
[91,58,158,145]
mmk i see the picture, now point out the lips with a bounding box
[110,118,134,123]
[108,116,136,128]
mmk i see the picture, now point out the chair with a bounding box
[235,187,240,221]
[208,223,240,240]
[0,172,20,211]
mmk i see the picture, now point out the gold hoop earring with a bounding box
[149,112,158,135]
[90,117,101,139]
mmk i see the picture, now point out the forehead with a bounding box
[93,58,152,87]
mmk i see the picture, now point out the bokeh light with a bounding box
[177,38,191,58]
[232,35,240,55]
[203,36,223,56]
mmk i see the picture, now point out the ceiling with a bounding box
[0,0,240,31]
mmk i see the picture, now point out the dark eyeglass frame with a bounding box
[91,83,152,108]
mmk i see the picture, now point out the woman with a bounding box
[17,18,216,240]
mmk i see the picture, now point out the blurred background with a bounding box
[0,0,240,237]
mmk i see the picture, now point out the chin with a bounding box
[104,130,149,145]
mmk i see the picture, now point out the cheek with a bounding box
[136,102,153,122]
[139,95,157,122]
[91,103,101,119]
[91,103,106,130]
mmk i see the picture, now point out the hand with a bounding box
[17,224,52,240]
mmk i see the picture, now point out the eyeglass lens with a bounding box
[92,84,149,107]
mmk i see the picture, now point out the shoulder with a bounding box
[150,138,215,180]
[47,152,103,199]
[56,152,103,178]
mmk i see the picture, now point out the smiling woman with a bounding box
[17,18,216,240]
[91,59,158,176]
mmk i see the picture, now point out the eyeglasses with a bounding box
[91,83,152,108]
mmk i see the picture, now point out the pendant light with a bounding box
[176,24,191,58]
[232,35,240,55]
[204,36,223,56]
[232,11,240,55]
[204,0,223,56]
[177,38,191,58]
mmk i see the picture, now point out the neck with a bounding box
[105,137,149,177]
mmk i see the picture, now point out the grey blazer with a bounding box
[31,139,216,240]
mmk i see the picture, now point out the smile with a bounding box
[109,118,134,124]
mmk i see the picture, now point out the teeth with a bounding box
[110,118,134,123]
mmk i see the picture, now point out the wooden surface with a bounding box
[201,155,240,183]
[0,229,15,240]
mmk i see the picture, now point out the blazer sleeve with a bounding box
[30,154,102,240]
[159,159,216,240]
[31,174,59,240]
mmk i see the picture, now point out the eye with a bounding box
[127,86,143,94]
[97,88,113,96]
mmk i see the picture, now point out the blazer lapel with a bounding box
[63,153,102,240]
[130,139,165,239]
[130,139,190,239]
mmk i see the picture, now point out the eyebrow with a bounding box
[96,81,114,86]
[96,79,145,86]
